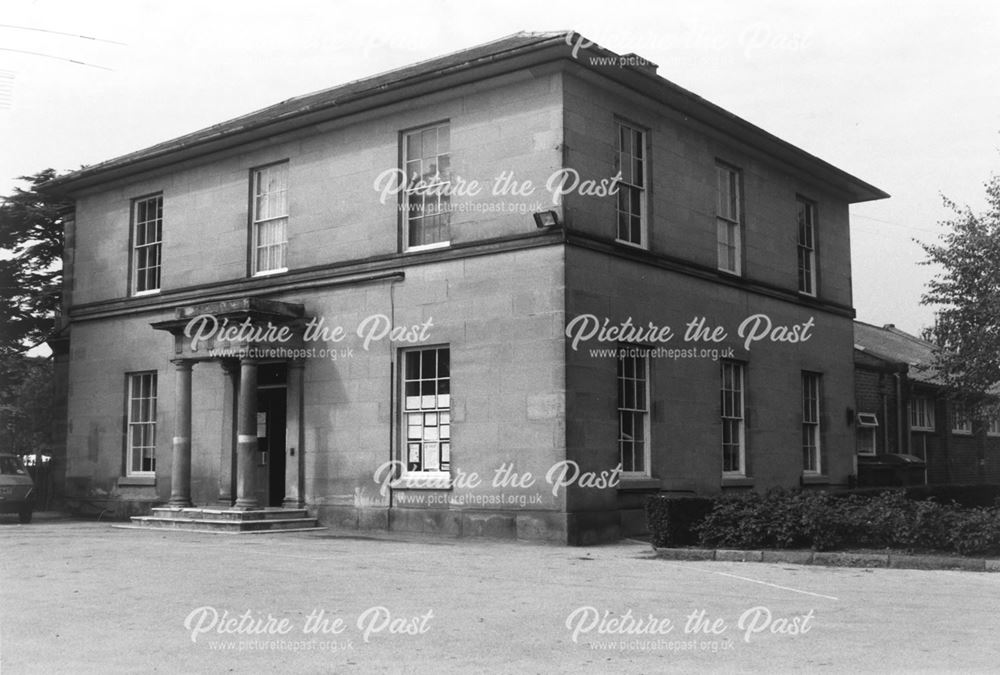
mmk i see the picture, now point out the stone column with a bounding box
[233,359,260,510]
[217,360,238,506]
[168,359,194,508]
[283,360,305,508]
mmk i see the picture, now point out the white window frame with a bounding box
[400,346,451,477]
[126,372,157,477]
[797,197,817,296]
[988,416,1000,437]
[131,194,162,295]
[951,401,973,435]
[856,413,878,455]
[614,121,647,248]
[251,162,289,276]
[910,396,935,431]
[402,122,451,251]
[716,163,742,275]
[617,345,651,476]
[721,361,746,476]
[802,372,822,474]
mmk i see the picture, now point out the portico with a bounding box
[151,298,309,512]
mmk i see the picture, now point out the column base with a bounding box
[282,498,305,509]
[232,498,261,510]
[167,498,193,508]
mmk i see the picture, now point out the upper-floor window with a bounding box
[910,396,935,431]
[618,346,650,476]
[951,401,972,435]
[716,163,742,274]
[721,361,746,475]
[615,121,646,248]
[126,371,157,476]
[802,372,822,473]
[797,198,817,296]
[131,194,162,294]
[403,122,450,250]
[251,162,288,275]
[988,416,1000,437]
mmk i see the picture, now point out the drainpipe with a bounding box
[894,372,905,455]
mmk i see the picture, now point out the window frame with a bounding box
[716,162,743,275]
[987,416,1000,437]
[614,120,648,249]
[401,121,451,252]
[129,193,163,296]
[721,360,747,476]
[802,371,822,474]
[796,196,817,296]
[951,401,973,435]
[856,413,878,456]
[249,161,289,277]
[617,345,651,477]
[910,396,935,432]
[125,371,158,477]
[399,345,451,478]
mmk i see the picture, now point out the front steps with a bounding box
[125,506,325,534]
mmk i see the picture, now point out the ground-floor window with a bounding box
[721,360,746,475]
[802,371,822,473]
[856,413,878,455]
[402,346,450,473]
[617,346,650,476]
[126,371,158,476]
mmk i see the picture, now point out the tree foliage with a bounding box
[0,169,72,355]
[919,171,1000,418]
[0,354,54,454]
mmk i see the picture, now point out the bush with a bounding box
[950,508,1000,556]
[645,487,1000,557]
[839,484,1000,508]
[645,496,714,547]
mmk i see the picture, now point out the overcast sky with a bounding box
[2,0,997,336]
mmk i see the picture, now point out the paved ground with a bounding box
[2,514,1000,674]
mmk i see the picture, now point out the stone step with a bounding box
[127,506,324,534]
[150,507,311,522]
[128,515,323,533]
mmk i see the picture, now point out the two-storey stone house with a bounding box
[43,32,887,543]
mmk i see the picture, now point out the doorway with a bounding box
[255,363,287,507]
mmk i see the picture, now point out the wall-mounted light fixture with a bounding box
[532,210,559,228]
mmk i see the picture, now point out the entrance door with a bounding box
[255,364,287,507]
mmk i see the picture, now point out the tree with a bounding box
[0,169,72,356]
[0,354,54,453]
[919,171,1000,424]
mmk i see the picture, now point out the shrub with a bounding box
[648,487,1000,556]
[950,508,1000,556]
[645,496,714,547]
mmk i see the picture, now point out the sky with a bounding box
[1,0,998,337]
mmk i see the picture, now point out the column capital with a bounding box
[239,357,258,367]
[219,358,240,375]
[170,358,194,370]
[288,359,306,371]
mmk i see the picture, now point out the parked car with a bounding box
[0,454,35,523]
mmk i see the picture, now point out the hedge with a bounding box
[646,496,714,547]
[646,488,1000,556]
[838,484,1000,509]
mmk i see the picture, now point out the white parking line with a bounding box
[660,562,839,601]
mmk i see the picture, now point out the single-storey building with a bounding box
[853,321,1000,485]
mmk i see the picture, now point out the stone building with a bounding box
[44,32,887,543]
